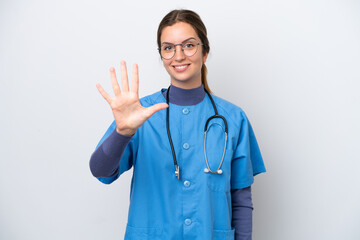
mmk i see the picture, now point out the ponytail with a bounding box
[201,64,211,93]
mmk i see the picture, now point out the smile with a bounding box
[173,64,190,72]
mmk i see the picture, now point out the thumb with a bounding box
[145,103,169,117]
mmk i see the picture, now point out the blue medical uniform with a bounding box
[96,89,266,240]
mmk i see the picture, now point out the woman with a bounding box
[90,9,266,240]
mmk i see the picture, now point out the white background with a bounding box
[1,0,359,239]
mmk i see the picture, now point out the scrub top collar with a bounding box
[161,84,206,106]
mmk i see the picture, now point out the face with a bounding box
[160,21,208,89]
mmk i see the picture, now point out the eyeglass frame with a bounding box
[158,41,206,60]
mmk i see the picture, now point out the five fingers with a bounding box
[98,61,161,115]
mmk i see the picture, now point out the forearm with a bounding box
[231,186,253,240]
[89,129,132,177]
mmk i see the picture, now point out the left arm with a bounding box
[231,186,253,240]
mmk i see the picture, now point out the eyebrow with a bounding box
[161,37,197,45]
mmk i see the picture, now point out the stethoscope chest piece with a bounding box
[175,165,180,180]
[204,168,223,174]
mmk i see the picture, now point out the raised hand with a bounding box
[96,61,168,136]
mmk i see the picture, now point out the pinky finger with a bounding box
[96,83,112,104]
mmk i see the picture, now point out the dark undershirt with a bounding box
[89,84,253,240]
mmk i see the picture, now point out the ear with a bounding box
[202,52,208,64]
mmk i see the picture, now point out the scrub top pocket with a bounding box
[124,225,163,240]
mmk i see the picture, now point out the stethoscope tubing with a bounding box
[166,87,180,179]
[166,85,228,179]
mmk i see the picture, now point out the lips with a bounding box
[173,64,190,72]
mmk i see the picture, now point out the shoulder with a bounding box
[210,94,249,128]
[139,90,165,107]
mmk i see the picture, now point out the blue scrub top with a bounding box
[96,90,266,240]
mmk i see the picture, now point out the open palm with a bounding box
[96,61,168,136]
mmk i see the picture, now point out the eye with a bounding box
[162,45,173,51]
[183,42,196,49]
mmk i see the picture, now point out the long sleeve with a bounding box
[231,186,253,240]
[89,129,132,178]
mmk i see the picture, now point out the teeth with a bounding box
[174,65,188,69]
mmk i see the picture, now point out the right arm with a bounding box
[89,61,168,180]
[89,129,132,178]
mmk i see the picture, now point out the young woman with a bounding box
[90,9,266,240]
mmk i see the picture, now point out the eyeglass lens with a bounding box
[160,40,199,59]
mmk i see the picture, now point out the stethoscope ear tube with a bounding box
[203,88,228,133]
[204,115,228,133]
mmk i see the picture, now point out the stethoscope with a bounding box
[166,85,228,180]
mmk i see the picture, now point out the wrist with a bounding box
[116,127,136,136]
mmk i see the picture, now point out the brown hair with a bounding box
[157,9,211,93]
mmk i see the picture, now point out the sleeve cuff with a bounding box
[101,129,133,157]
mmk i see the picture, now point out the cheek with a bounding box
[162,60,173,74]
[162,59,171,68]
[190,54,204,66]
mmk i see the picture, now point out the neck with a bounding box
[162,84,206,106]
[170,80,202,90]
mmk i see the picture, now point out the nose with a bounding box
[174,45,186,61]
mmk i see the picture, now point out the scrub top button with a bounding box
[185,219,192,225]
[182,108,190,114]
[184,180,191,187]
[183,143,190,149]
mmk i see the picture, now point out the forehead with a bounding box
[161,22,199,43]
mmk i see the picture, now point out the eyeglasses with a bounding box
[158,40,204,60]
